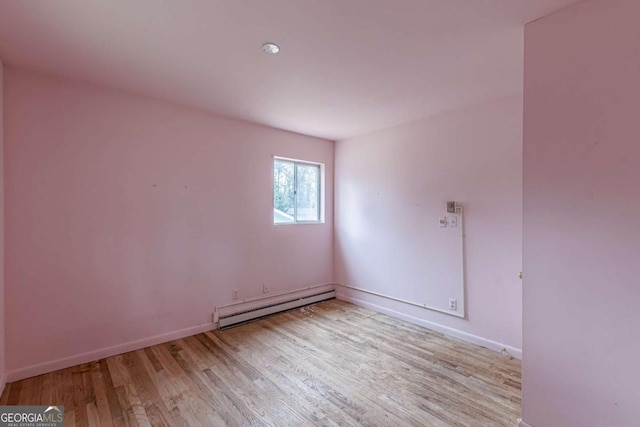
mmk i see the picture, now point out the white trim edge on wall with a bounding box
[518,420,534,427]
[5,283,336,383]
[337,291,522,359]
[5,323,215,383]
[7,283,521,383]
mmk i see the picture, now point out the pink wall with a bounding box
[335,94,523,355]
[0,59,5,391]
[523,0,640,425]
[4,68,334,379]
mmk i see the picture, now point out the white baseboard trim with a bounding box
[5,323,216,383]
[5,283,336,383]
[6,284,519,382]
[518,419,534,427]
[337,292,522,359]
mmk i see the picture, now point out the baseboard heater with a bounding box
[218,290,336,329]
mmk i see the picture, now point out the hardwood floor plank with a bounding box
[87,400,102,427]
[121,351,175,427]
[58,367,76,412]
[114,385,141,427]
[149,345,227,426]
[18,375,42,405]
[256,321,412,424]
[99,359,126,426]
[90,364,115,427]
[0,300,521,426]
[162,340,248,426]
[0,384,10,405]
[72,366,89,427]
[40,372,54,405]
[218,332,342,426]
[143,348,163,373]
[188,335,312,426]
[231,322,412,426]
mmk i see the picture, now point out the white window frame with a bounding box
[273,156,325,225]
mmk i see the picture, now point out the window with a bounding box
[273,157,323,224]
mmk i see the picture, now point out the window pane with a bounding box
[296,163,320,221]
[274,160,295,223]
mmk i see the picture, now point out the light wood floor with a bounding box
[0,300,521,426]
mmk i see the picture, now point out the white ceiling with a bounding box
[0,0,582,140]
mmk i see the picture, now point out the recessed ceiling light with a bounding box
[261,42,280,54]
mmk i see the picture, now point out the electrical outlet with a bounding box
[439,216,447,228]
[447,201,456,213]
[232,289,239,300]
[263,283,269,294]
[448,215,457,228]
[449,298,457,311]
